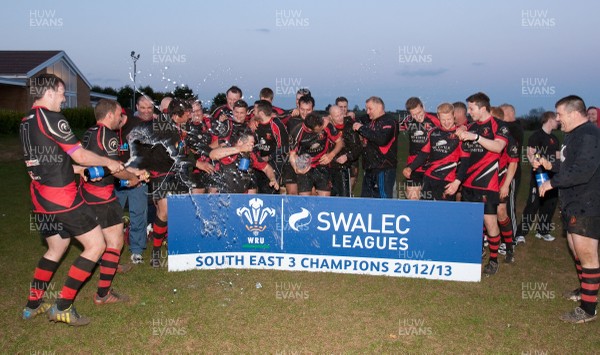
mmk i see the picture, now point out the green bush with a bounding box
[0,107,97,135]
[0,109,25,134]
[62,107,96,130]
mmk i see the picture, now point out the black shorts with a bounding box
[330,167,351,197]
[406,171,424,187]
[461,187,499,215]
[214,168,256,193]
[562,213,600,240]
[191,170,210,190]
[499,194,508,204]
[248,171,258,191]
[89,200,124,229]
[282,163,297,185]
[35,203,98,239]
[297,166,331,193]
[150,174,189,201]
[256,168,280,194]
[422,176,454,201]
[204,170,219,190]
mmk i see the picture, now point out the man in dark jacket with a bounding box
[537,95,600,324]
[329,105,362,197]
[352,96,398,198]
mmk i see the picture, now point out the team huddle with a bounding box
[20,74,600,325]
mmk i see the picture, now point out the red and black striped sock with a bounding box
[488,234,501,262]
[498,217,513,245]
[97,248,121,298]
[26,257,59,309]
[56,256,97,311]
[152,218,168,253]
[580,267,600,316]
[575,257,583,282]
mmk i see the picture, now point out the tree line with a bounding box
[92,85,224,113]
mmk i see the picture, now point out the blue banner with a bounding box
[168,194,484,282]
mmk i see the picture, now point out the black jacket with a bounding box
[551,121,600,217]
[357,113,398,170]
[330,116,363,169]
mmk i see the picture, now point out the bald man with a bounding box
[328,105,362,196]
[353,96,398,198]
[115,95,155,264]
[159,97,173,113]
[499,103,524,239]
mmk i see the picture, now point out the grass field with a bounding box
[1,132,599,353]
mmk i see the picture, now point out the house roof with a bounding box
[0,50,61,76]
[0,78,27,86]
[0,50,91,88]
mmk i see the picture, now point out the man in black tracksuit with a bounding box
[536,95,600,324]
[515,111,560,243]
[352,96,398,198]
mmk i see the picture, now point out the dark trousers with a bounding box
[361,168,396,199]
[516,175,558,236]
[330,167,352,197]
[505,176,520,234]
[256,169,280,194]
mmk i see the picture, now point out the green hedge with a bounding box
[0,107,96,134]
[62,107,96,131]
[0,110,23,134]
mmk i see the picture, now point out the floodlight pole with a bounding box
[130,51,140,109]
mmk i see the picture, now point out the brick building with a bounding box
[0,50,112,112]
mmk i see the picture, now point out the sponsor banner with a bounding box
[170,253,480,281]
[168,195,484,282]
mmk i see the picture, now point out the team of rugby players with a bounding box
[21,74,600,325]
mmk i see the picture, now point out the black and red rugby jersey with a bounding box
[20,106,83,213]
[400,112,441,172]
[289,122,340,168]
[460,116,509,191]
[254,117,288,161]
[498,134,519,187]
[411,126,462,182]
[81,124,119,204]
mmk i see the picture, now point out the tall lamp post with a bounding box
[130,51,140,109]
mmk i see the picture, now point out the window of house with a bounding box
[46,59,77,108]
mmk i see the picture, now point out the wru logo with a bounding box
[236,198,276,236]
